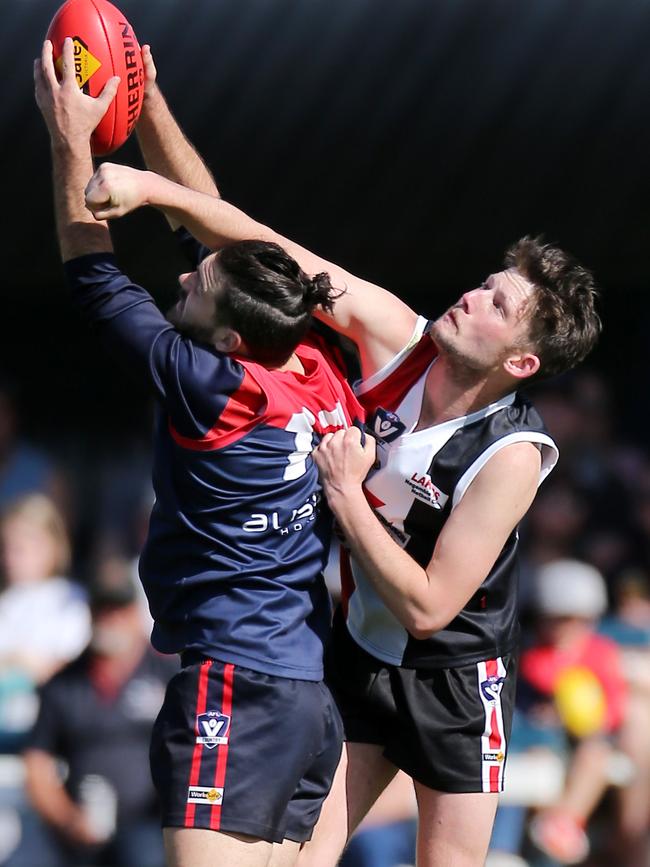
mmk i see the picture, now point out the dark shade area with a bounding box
[3,0,649,442]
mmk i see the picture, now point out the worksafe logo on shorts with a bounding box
[405,471,448,510]
[196,711,230,749]
[187,786,224,805]
[480,675,505,703]
[482,751,505,763]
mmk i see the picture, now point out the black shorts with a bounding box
[150,657,343,843]
[325,618,517,794]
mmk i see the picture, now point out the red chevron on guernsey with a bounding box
[359,329,438,414]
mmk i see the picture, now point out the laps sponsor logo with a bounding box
[480,675,505,703]
[187,786,224,805]
[405,472,448,509]
[196,711,230,749]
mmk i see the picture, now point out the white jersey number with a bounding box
[283,402,347,480]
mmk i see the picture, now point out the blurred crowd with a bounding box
[0,366,649,867]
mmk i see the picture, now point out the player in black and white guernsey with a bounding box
[35,39,363,867]
[341,314,558,671]
[75,47,602,867]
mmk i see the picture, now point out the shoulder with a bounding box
[483,440,542,473]
[468,441,542,494]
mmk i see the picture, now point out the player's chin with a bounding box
[429,319,454,349]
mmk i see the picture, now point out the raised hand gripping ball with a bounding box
[46,0,144,155]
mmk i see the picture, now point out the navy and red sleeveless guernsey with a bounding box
[64,253,363,681]
[341,316,558,669]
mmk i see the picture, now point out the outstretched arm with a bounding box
[130,46,418,376]
[85,162,419,377]
[313,428,542,638]
[135,45,218,228]
[34,38,119,261]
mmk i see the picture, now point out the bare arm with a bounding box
[24,750,104,846]
[313,428,541,638]
[135,46,218,228]
[34,38,118,262]
[129,47,421,374]
[85,164,419,376]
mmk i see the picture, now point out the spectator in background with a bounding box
[520,560,627,864]
[0,383,67,512]
[0,494,90,751]
[599,569,650,867]
[8,572,177,867]
[520,482,590,570]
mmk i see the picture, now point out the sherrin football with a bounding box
[46,0,145,155]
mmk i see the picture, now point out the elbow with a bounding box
[406,609,455,641]
[406,613,442,642]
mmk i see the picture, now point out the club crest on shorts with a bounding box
[196,711,231,748]
[480,675,505,703]
[187,786,224,805]
[369,408,406,443]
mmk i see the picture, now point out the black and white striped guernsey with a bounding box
[340,316,558,669]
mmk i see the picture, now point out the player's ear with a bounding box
[503,350,540,380]
[213,328,242,355]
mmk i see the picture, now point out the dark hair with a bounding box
[505,237,601,380]
[215,240,342,364]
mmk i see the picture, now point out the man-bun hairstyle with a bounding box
[217,240,342,364]
[505,236,602,380]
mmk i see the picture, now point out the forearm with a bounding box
[142,174,414,356]
[51,140,112,262]
[330,488,441,638]
[137,86,218,198]
[24,750,81,832]
[144,172,270,247]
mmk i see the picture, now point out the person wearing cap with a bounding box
[518,559,627,865]
[9,571,178,867]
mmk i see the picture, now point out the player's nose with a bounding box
[458,290,473,313]
[178,272,192,293]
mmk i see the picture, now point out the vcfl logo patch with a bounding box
[196,712,231,749]
[370,408,406,443]
[480,675,505,703]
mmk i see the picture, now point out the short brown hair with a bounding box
[505,237,601,380]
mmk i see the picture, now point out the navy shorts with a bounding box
[150,657,343,843]
[326,617,517,794]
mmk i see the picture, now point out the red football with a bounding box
[46,0,144,155]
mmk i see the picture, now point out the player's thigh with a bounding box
[268,838,301,867]
[298,741,398,867]
[163,827,272,867]
[413,783,499,867]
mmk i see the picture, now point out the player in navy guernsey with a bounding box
[76,48,602,867]
[35,39,363,867]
